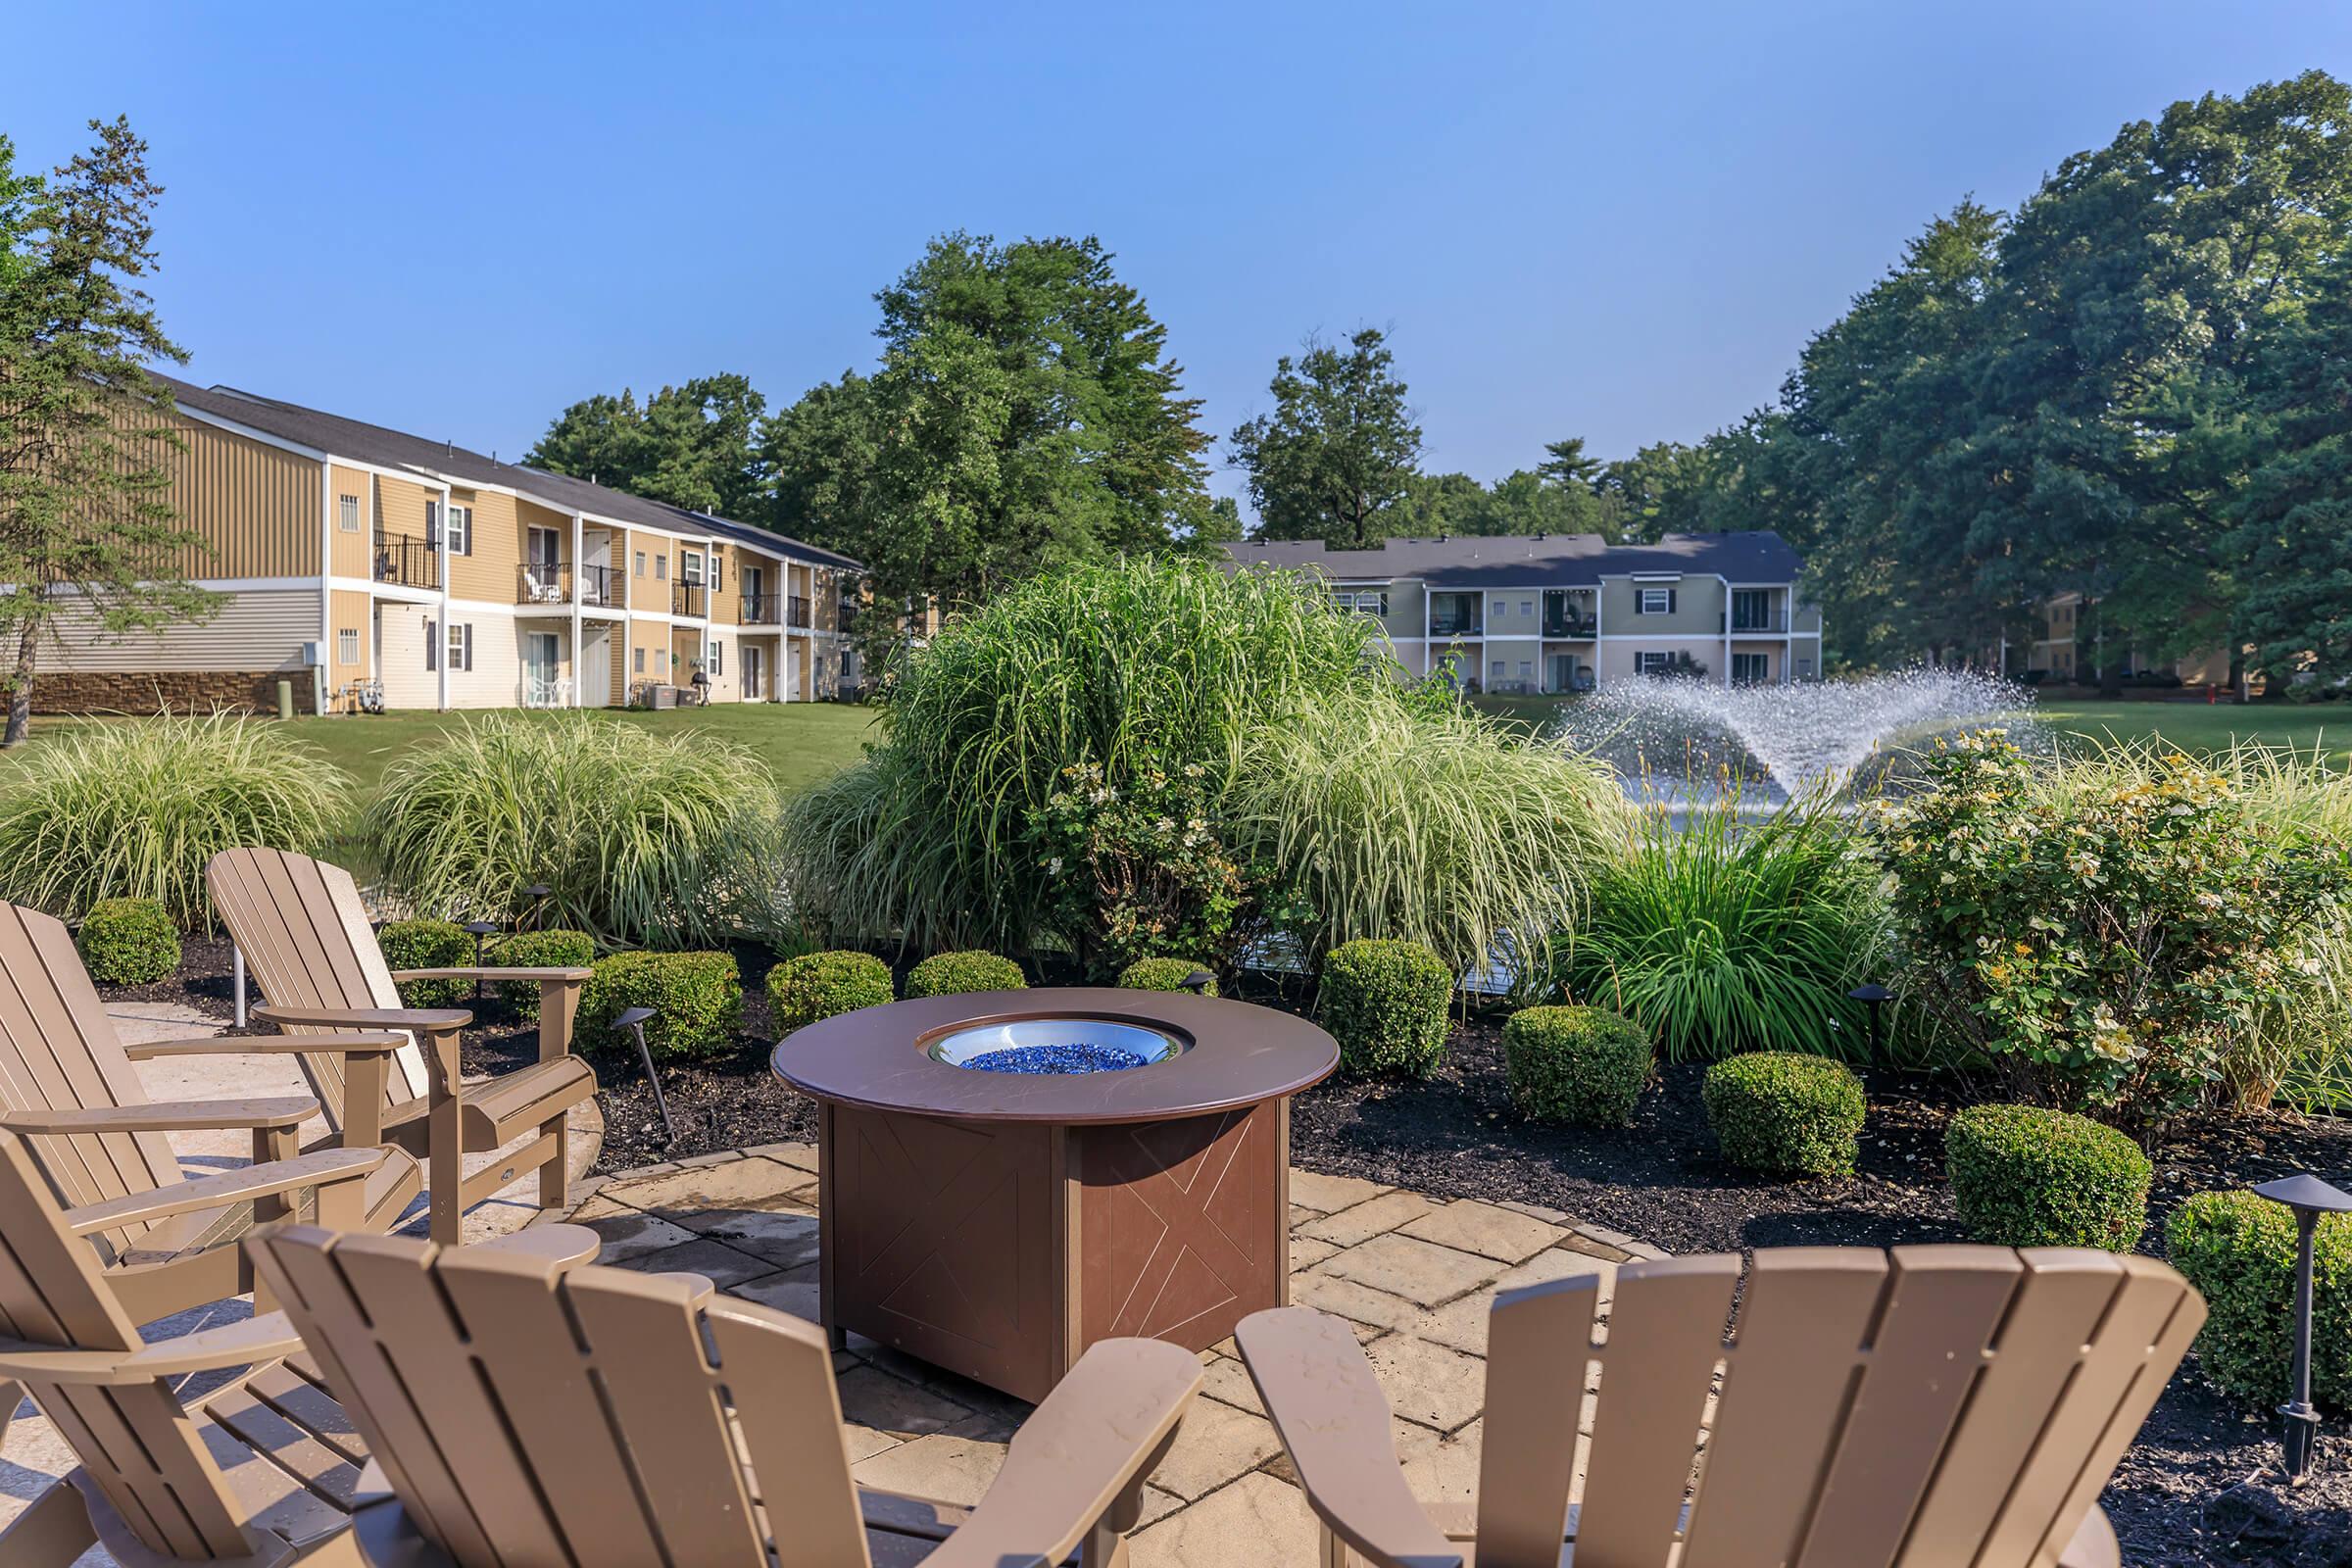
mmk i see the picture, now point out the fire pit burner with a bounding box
[930,1017,1181,1073]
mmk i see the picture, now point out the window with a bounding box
[634,551,648,578]
[1332,590,1387,616]
[446,621,472,672]
[655,555,668,582]
[1490,660,1505,678]
[445,505,472,557]
[1519,600,1533,616]
[337,627,360,665]
[710,640,723,677]
[337,494,361,533]
[1638,587,1675,615]
[1732,652,1771,686]
[1638,651,1675,676]
[1518,661,1532,678]
[841,650,853,676]
[634,647,646,674]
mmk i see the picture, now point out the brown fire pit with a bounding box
[771,988,1338,1401]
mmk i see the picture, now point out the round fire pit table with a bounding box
[772,988,1338,1402]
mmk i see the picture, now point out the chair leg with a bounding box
[0,1479,100,1567]
[429,1135,463,1248]
[538,1115,568,1210]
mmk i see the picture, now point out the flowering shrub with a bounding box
[1875,733,2352,1123]
[1028,761,1265,976]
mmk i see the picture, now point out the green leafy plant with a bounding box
[0,713,349,928]
[485,928,596,1019]
[578,951,743,1062]
[1701,1053,1866,1177]
[1029,761,1257,975]
[75,897,179,985]
[905,951,1026,998]
[767,950,895,1033]
[2168,1191,2352,1410]
[1320,938,1452,1077]
[1944,1104,2151,1250]
[368,714,785,950]
[1561,791,1886,1060]
[376,918,474,1008]
[1503,1004,1651,1127]
[1116,956,1217,996]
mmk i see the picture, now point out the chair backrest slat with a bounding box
[708,1298,875,1568]
[1473,1275,1597,1568]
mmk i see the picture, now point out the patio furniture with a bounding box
[0,1126,389,1566]
[0,901,423,1329]
[245,1220,1205,1568]
[1238,1246,2205,1568]
[206,848,598,1246]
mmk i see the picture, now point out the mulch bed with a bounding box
[121,943,2352,1563]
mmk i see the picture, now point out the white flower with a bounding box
[1045,857,1062,875]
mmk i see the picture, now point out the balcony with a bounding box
[787,594,812,629]
[673,582,708,618]
[1730,611,1791,634]
[1429,617,1483,639]
[740,592,781,625]
[371,531,438,590]
[579,564,621,608]
[1543,611,1596,639]
[518,561,570,606]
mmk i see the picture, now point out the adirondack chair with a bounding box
[1239,1247,2207,1568]
[0,1126,394,1567]
[0,901,423,1329]
[246,1221,1206,1568]
[206,848,598,1245]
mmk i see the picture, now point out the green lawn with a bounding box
[2030,700,2350,766]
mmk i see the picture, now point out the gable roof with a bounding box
[1220,530,1801,587]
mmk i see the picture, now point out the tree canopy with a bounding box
[1227,328,1422,548]
[526,373,767,519]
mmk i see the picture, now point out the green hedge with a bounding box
[1945,1104,2152,1250]
[2168,1190,2352,1410]
[579,951,743,1062]
[1503,1005,1651,1127]
[906,951,1027,998]
[1321,939,1452,1077]
[486,929,596,1018]
[768,950,896,1034]
[377,918,475,1008]
[1116,957,1217,997]
[76,898,179,986]
[1702,1053,1866,1176]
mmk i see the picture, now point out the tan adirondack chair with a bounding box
[1239,1247,2206,1568]
[206,848,598,1245]
[246,1220,1206,1568]
[0,1126,394,1567]
[0,901,423,1327]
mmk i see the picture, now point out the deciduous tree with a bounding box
[1228,328,1421,548]
[527,373,767,519]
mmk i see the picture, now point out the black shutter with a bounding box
[424,502,439,550]
[425,619,437,671]
[1667,589,1678,613]
[462,624,473,672]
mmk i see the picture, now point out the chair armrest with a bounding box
[920,1338,1203,1568]
[0,1096,318,1134]
[390,966,592,983]
[125,1032,413,1060]
[62,1149,382,1237]
[1236,1307,1461,1568]
[253,1004,471,1031]
[2058,1504,2120,1568]
[0,1310,304,1386]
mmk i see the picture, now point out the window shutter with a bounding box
[462,624,473,672]
[424,502,439,549]
[425,619,437,671]
[1667,589,1678,613]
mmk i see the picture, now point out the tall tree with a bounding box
[526,373,767,518]
[1227,327,1422,548]
[758,368,881,554]
[0,118,210,746]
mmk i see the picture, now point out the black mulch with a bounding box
[117,945,2352,1563]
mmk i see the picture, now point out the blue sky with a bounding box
[9,2,2348,504]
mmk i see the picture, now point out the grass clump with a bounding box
[1944,1103,2152,1250]
[1116,957,1216,996]
[2168,1191,2352,1410]
[485,929,596,1018]
[368,714,784,950]
[76,898,179,985]
[579,951,743,1061]
[0,712,349,928]
[1503,1005,1651,1127]
[906,951,1026,998]
[1702,1053,1866,1177]
[767,950,895,1033]
[377,918,473,1008]
[1321,938,1452,1077]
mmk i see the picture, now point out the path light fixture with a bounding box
[2252,1172,2352,1482]
[520,884,552,931]
[612,1005,675,1146]
[462,920,502,999]
[1848,983,1891,1058]
[1181,968,1216,995]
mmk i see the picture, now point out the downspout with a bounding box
[570,510,585,708]
[317,459,333,715]
[437,482,453,712]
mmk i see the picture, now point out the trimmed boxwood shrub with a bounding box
[76,898,180,986]
[1702,1053,1866,1176]
[579,951,743,1062]
[377,918,475,1008]
[1945,1103,2152,1250]
[2168,1191,2352,1410]
[1321,939,1452,1077]
[906,951,1027,998]
[1503,1005,1651,1127]
[768,950,896,1034]
[1116,957,1217,997]
[485,929,596,1019]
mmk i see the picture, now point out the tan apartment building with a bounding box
[36,379,862,714]
[2023,592,2230,688]
[1220,531,1822,692]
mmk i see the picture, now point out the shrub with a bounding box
[905,951,1027,998]
[1559,794,1886,1061]
[768,950,895,1033]
[0,713,349,928]
[368,714,785,950]
[1503,1005,1651,1126]
[1701,1053,1866,1177]
[578,951,743,1062]
[1030,761,1258,975]
[1944,1104,2151,1250]
[485,928,596,1018]
[76,898,180,985]
[1321,939,1452,1077]
[1116,957,1217,997]
[377,918,474,1008]
[2168,1191,2352,1410]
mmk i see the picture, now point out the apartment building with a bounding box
[2023,593,2230,687]
[36,379,862,714]
[1220,531,1821,691]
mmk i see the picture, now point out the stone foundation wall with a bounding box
[30,668,318,715]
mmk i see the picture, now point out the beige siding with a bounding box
[377,602,438,710]
[444,487,519,604]
[328,466,373,579]
[327,590,371,683]
[45,588,320,672]
[373,472,436,557]
[130,411,320,578]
